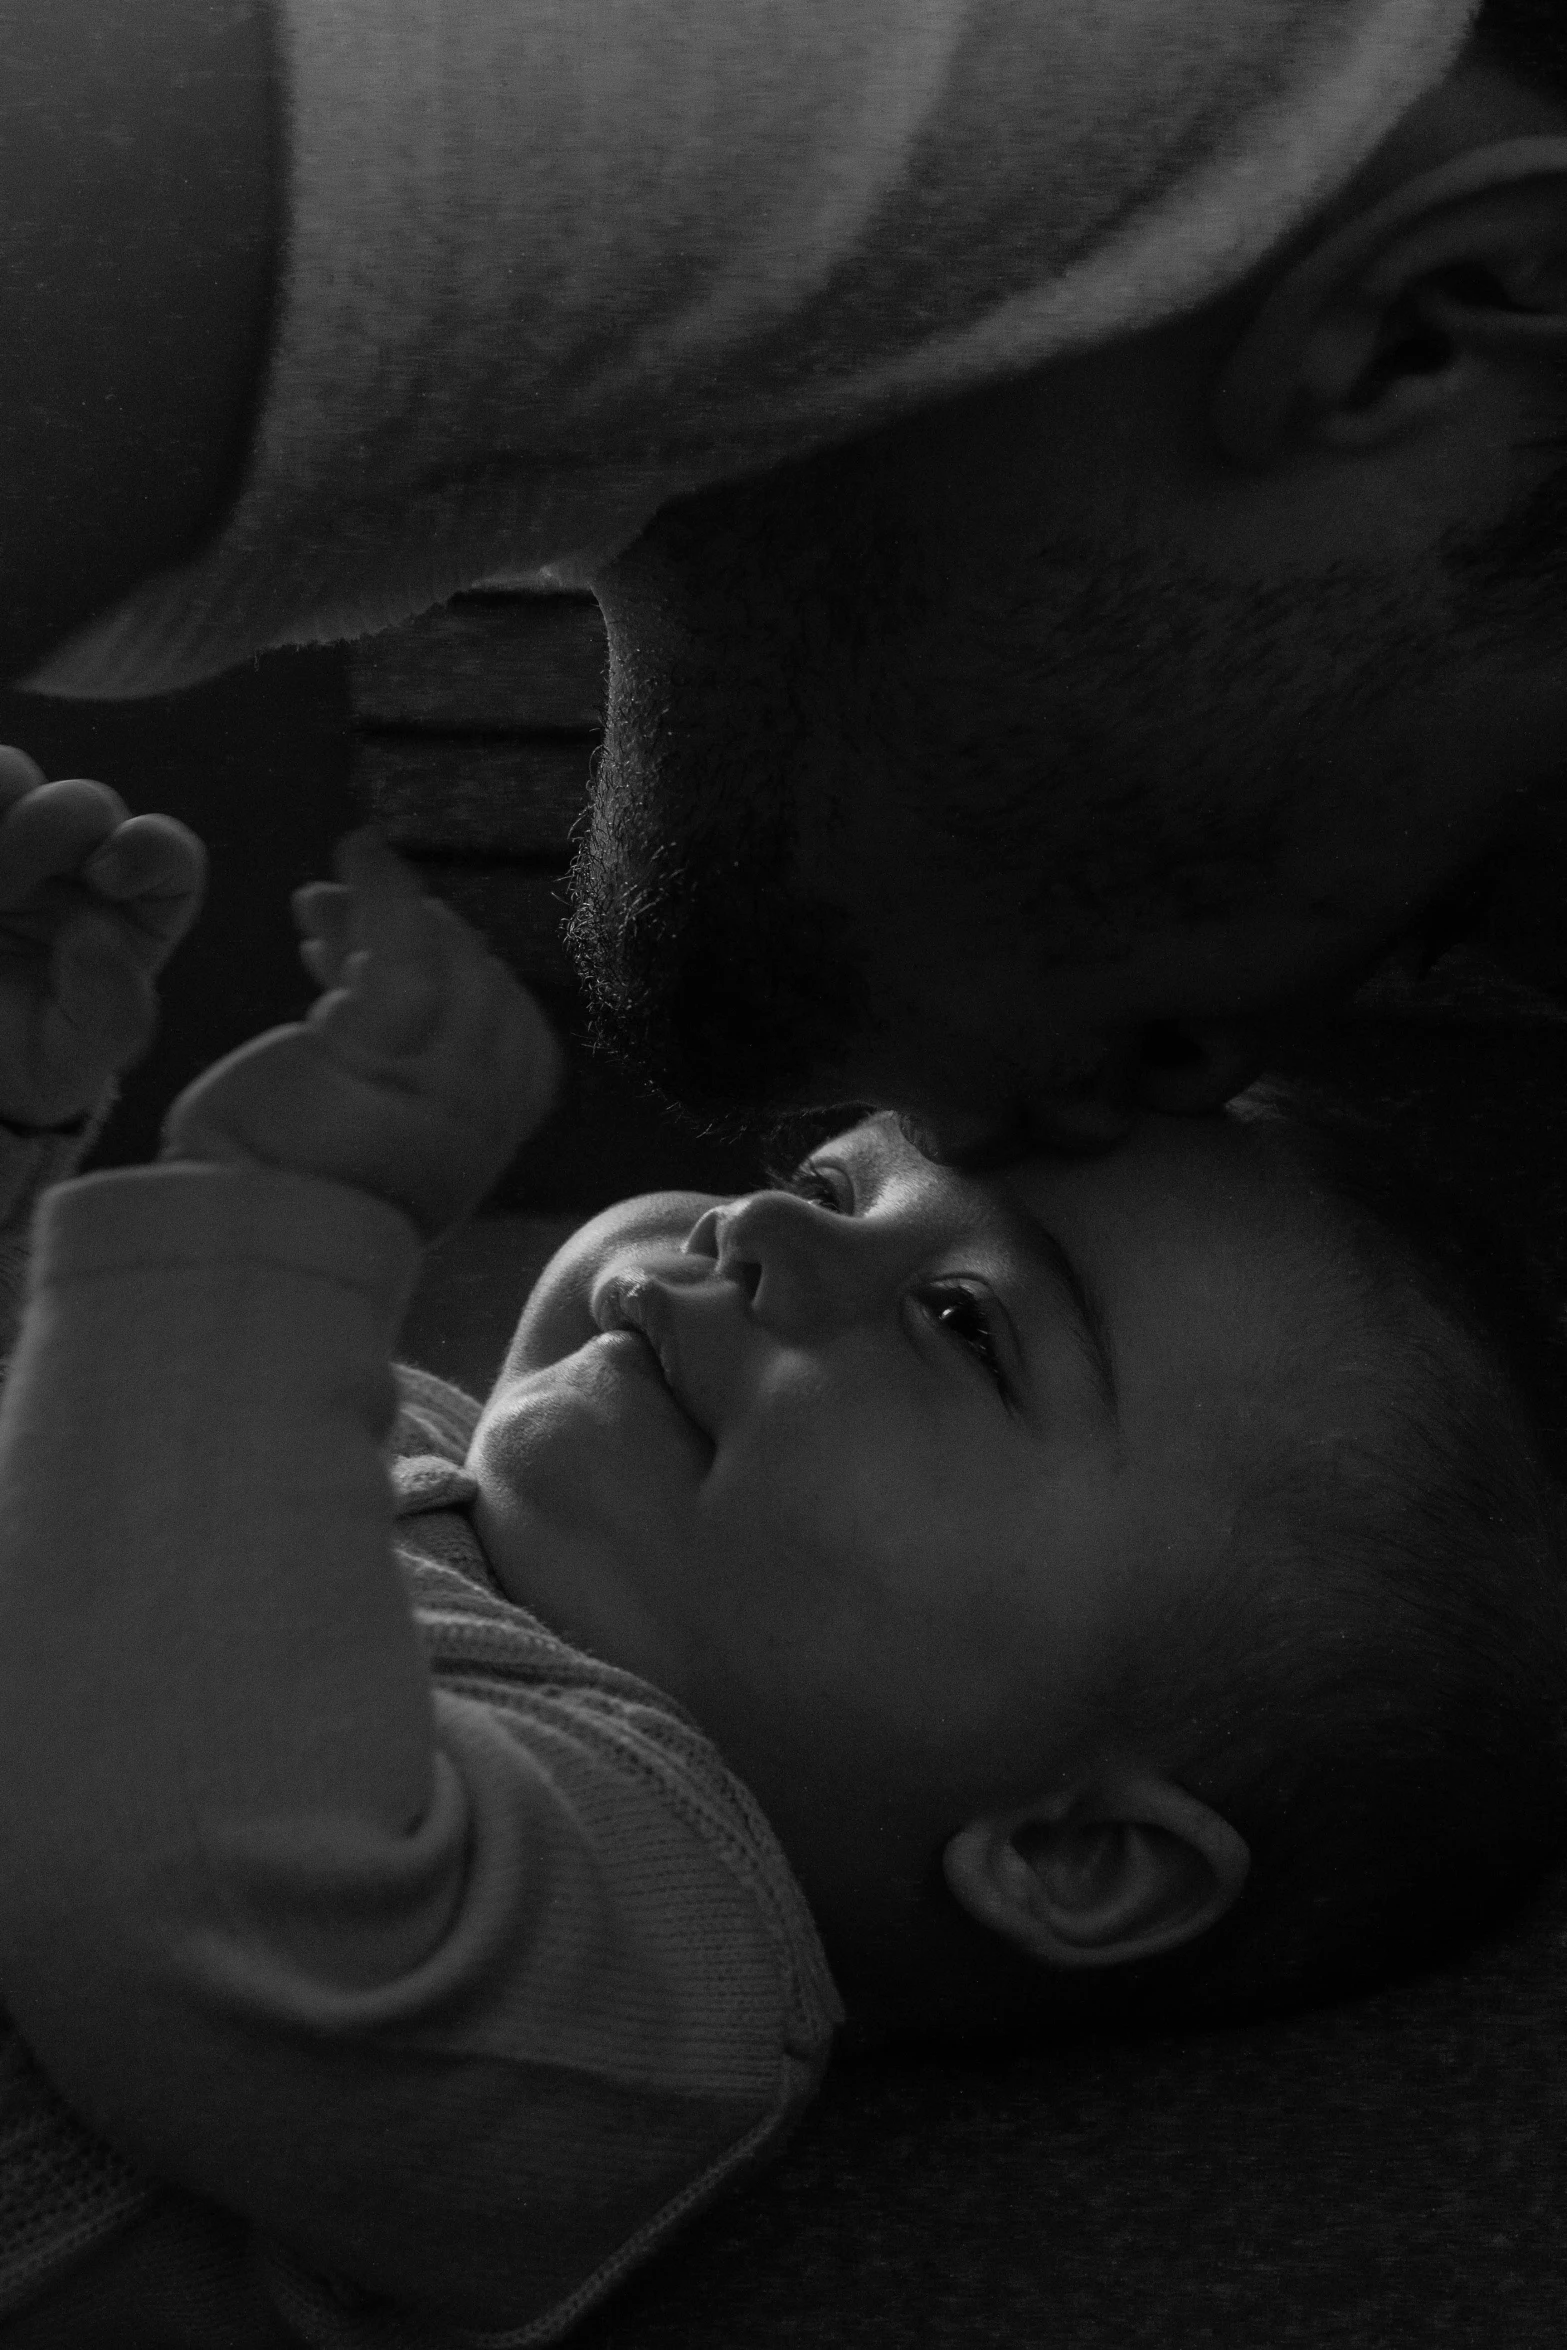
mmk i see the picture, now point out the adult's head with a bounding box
[573,3,1567,1157]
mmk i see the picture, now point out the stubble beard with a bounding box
[564,690,874,1142]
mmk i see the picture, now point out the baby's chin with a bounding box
[467,1442,701,1710]
[469,1327,713,1621]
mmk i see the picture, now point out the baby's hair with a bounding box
[1029,1075,1567,2041]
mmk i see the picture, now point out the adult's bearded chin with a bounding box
[564,717,876,1145]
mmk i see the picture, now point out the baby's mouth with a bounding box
[595,1275,716,1450]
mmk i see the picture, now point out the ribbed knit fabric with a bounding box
[0,1158,840,2344]
[0,2033,159,2331]
[28,0,1477,699]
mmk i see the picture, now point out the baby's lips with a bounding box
[588,1270,717,1446]
[588,1260,699,1337]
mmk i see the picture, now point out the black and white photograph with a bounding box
[0,4,1564,2344]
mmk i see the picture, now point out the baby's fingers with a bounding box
[296,838,431,982]
[339,831,448,987]
[300,833,489,1068]
[47,907,160,1073]
[292,880,354,991]
[83,815,207,964]
[404,905,562,1145]
[333,829,437,966]
[0,778,131,910]
[0,746,47,817]
[306,939,444,1065]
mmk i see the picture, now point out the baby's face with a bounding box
[469,1109,1352,1921]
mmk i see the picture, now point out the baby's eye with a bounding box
[918,1283,1009,1396]
[774,1161,1010,1399]
[769,1158,851,1212]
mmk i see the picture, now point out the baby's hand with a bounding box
[0,745,206,1130]
[161,830,564,1243]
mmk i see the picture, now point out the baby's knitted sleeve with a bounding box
[28,0,1475,700]
[0,1085,119,1373]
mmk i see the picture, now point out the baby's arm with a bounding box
[0,851,829,2339]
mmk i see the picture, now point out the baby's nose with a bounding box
[681,1201,728,1262]
[708,1189,873,1332]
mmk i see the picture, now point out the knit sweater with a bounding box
[0,1142,841,2347]
[28,0,1477,700]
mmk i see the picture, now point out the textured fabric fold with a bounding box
[29,0,1477,699]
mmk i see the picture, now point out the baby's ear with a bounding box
[942,1769,1249,1971]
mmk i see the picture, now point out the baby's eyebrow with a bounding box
[1011,1211,1119,1422]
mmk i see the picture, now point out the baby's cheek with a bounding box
[697,1414,885,1637]
[465,1383,611,1605]
[502,1254,598,1381]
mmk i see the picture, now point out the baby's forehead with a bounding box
[879,1105,1290,1225]
[851,1101,1357,1348]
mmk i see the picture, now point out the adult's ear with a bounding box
[1211,138,1567,468]
[943,1763,1249,1972]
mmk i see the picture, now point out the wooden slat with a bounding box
[413,862,578,995]
[348,595,608,732]
[353,736,594,858]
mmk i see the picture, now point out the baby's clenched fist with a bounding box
[0,746,205,1131]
